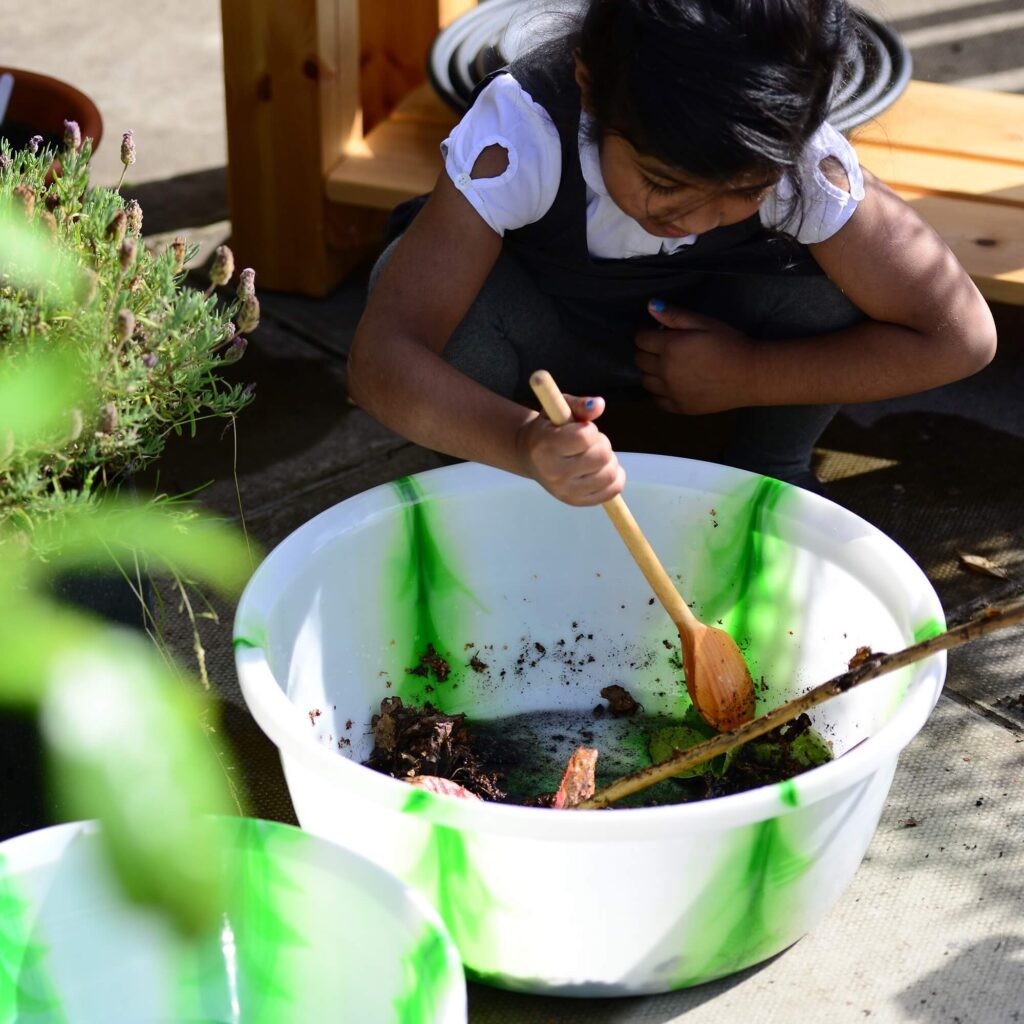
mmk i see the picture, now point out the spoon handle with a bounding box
[528,370,700,633]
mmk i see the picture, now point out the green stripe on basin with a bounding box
[670,814,813,988]
[176,820,307,1022]
[401,789,497,969]
[691,477,799,713]
[913,618,944,643]
[394,923,456,1024]
[0,851,67,1021]
[388,476,485,712]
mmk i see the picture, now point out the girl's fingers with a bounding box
[633,349,661,375]
[654,396,683,414]
[564,394,605,422]
[560,458,625,506]
[543,418,599,456]
[634,331,666,355]
[640,372,668,397]
[647,300,718,331]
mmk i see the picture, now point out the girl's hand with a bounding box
[517,394,625,506]
[635,301,756,414]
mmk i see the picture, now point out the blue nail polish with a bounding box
[584,398,595,410]
[649,298,665,312]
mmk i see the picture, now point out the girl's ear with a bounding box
[573,53,594,113]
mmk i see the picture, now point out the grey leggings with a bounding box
[369,239,865,489]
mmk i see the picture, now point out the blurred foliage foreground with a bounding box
[0,128,261,935]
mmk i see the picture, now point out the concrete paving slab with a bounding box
[259,266,374,357]
[139,319,413,517]
[239,441,447,546]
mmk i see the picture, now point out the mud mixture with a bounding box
[364,668,832,809]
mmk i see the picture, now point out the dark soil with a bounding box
[363,696,506,801]
[363,689,833,808]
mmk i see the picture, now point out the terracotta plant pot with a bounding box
[0,65,102,158]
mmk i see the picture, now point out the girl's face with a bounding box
[599,133,775,238]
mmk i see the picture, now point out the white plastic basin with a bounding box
[0,816,466,1022]
[234,455,946,996]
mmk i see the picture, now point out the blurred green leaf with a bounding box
[39,629,235,936]
[0,595,99,706]
[0,207,80,302]
[29,498,257,597]
[0,349,88,450]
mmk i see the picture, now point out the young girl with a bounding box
[348,0,995,503]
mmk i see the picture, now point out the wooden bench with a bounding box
[220,0,1024,306]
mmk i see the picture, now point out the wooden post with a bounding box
[357,0,477,133]
[220,0,475,296]
[220,0,359,294]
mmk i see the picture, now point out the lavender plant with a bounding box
[0,125,260,935]
[0,124,256,536]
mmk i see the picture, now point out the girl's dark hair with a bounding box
[572,0,853,185]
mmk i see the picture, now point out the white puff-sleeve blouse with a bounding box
[441,74,865,259]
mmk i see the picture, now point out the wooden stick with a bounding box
[574,593,1024,809]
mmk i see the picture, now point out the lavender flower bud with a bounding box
[120,129,136,168]
[208,244,235,288]
[142,352,158,369]
[236,294,260,334]
[222,336,248,364]
[66,409,84,443]
[98,402,119,433]
[106,208,127,244]
[170,236,187,273]
[115,308,135,342]
[0,153,9,172]
[40,210,58,239]
[241,382,257,401]
[77,268,99,306]
[12,184,35,218]
[63,120,82,152]
[124,198,142,235]
[237,267,256,301]
[28,135,43,155]
[119,237,137,271]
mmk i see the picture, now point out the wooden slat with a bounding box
[391,82,462,125]
[327,115,451,208]
[440,0,477,26]
[856,141,1024,206]
[856,80,1024,165]
[893,188,1024,305]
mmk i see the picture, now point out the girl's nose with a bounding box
[676,206,720,235]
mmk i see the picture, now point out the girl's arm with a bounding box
[347,160,624,506]
[636,170,997,413]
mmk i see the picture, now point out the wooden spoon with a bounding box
[529,370,756,731]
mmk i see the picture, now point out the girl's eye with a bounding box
[644,177,680,196]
